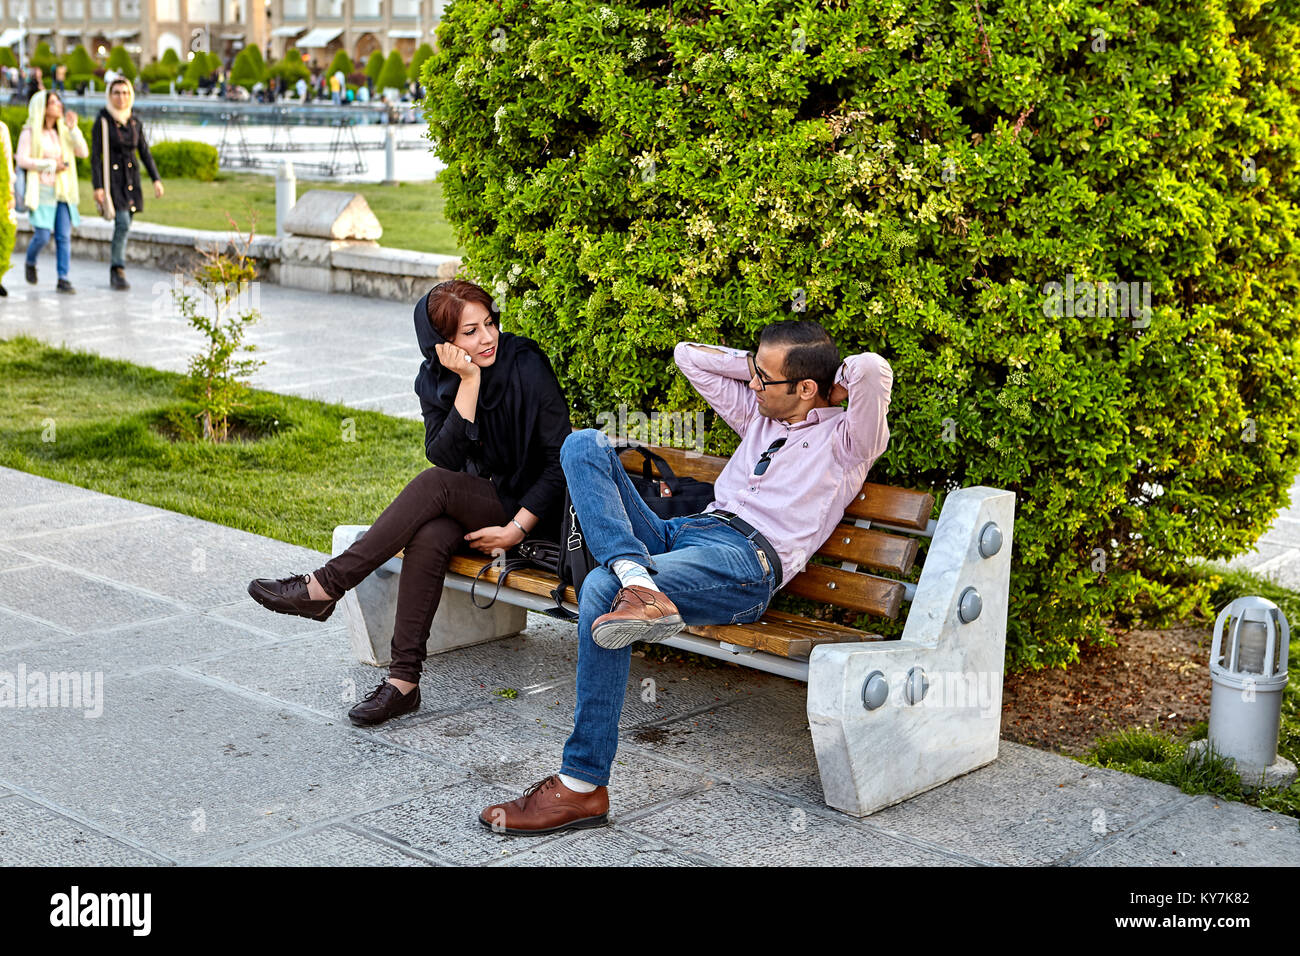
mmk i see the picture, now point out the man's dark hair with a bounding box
[758,320,840,400]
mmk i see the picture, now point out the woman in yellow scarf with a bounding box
[0,121,14,296]
[16,89,87,294]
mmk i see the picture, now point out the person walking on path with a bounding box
[91,79,164,291]
[0,122,14,296]
[17,89,87,294]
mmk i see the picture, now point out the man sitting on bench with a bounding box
[479,319,894,835]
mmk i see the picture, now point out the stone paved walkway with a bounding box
[2,470,1297,866]
[1,255,1298,865]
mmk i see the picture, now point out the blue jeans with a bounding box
[557,428,777,786]
[110,207,133,267]
[26,201,72,279]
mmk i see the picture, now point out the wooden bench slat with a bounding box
[686,615,884,660]
[843,485,934,530]
[446,554,579,605]
[816,524,918,574]
[617,445,934,531]
[782,564,906,619]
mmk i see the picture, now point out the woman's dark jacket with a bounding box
[412,293,571,543]
[90,110,160,214]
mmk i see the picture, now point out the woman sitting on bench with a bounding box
[247,279,572,726]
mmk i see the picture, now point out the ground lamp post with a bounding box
[1190,596,1295,788]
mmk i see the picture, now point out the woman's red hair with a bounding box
[425,279,496,340]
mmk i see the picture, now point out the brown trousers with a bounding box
[313,467,507,683]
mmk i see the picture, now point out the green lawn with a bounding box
[77,171,463,257]
[0,335,428,554]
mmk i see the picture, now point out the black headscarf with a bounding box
[412,287,557,505]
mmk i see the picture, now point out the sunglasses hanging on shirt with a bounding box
[753,437,787,475]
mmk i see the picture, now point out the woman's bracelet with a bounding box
[510,518,528,537]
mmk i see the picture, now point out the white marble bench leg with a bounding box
[807,487,1015,816]
[331,525,529,667]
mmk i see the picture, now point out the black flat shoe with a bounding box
[247,574,339,621]
[56,278,75,294]
[348,681,420,726]
[25,264,36,284]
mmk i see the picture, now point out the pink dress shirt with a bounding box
[673,342,894,586]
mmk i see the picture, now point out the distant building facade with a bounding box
[0,0,442,68]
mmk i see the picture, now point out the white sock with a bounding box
[558,772,598,793]
[612,559,656,591]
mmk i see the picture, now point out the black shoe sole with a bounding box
[246,580,337,622]
[477,813,610,837]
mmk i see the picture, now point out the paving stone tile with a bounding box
[866,741,1190,866]
[497,826,707,867]
[0,606,74,651]
[1075,794,1300,866]
[203,599,348,641]
[618,690,827,805]
[351,777,536,865]
[0,613,275,677]
[628,783,966,866]
[9,511,331,610]
[0,668,458,864]
[379,704,713,816]
[0,797,165,865]
[506,628,788,731]
[380,705,569,785]
[0,548,42,573]
[0,468,109,510]
[0,564,181,634]
[193,628,538,721]
[1,499,166,540]
[210,825,429,866]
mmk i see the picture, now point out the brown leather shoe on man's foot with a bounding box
[479,775,609,836]
[590,584,684,650]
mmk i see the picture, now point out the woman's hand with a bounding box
[63,109,77,126]
[464,524,525,554]
[154,180,165,199]
[435,341,479,379]
[55,159,68,173]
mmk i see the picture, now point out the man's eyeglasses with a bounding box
[754,437,787,475]
[746,352,800,392]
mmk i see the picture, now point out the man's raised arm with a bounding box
[672,342,758,438]
[833,352,894,467]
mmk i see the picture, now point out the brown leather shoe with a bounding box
[591,584,683,650]
[479,775,610,836]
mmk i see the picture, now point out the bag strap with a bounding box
[99,117,115,217]
[631,446,682,492]
[469,555,532,610]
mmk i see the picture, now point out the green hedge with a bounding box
[150,141,219,181]
[424,0,1300,670]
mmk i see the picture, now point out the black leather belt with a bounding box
[704,510,783,591]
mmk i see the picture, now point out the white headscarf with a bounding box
[105,77,134,125]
